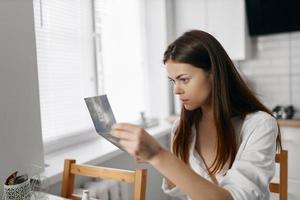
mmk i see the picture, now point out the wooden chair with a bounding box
[61,159,147,200]
[269,150,288,200]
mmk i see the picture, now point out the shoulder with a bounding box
[245,110,276,121]
[239,111,278,145]
[243,111,277,130]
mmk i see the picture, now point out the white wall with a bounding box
[238,31,300,111]
[172,0,250,61]
[0,0,44,195]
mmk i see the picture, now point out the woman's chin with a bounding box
[183,104,197,111]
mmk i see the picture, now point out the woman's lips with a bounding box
[180,99,189,103]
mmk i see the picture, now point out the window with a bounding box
[34,0,149,148]
[93,0,148,122]
[34,0,96,143]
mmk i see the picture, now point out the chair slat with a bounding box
[61,159,147,200]
[70,164,135,183]
[269,183,279,193]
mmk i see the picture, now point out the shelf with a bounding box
[278,119,300,128]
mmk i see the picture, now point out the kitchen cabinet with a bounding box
[276,120,300,200]
[173,0,250,60]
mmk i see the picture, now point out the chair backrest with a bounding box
[61,159,147,200]
[269,150,288,200]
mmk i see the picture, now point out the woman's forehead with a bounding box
[166,61,195,71]
[166,61,201,76]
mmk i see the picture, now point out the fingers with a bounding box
[112,123,145,141]
[112,123,141,132]
[118,139,132,149]
[111,130,132,140]
[111,122,157,162]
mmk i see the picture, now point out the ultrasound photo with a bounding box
[84,95,124,151]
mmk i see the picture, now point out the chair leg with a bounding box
[280,151,288,200]
[133,169,147,200]
[61,159,76,198]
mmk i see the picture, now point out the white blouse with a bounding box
[162,111,278,200]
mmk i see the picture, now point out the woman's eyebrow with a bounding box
[168,74,189,80]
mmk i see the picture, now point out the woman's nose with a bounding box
[174,84,183,95]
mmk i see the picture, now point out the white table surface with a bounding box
[31,192,70,200]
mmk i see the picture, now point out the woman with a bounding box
[112,30,281,200]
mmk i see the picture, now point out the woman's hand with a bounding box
[111,123,163,163]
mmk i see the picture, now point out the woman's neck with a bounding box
[201,105,214,123]
[198,105,217,139]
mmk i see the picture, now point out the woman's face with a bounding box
[166,60,212,111]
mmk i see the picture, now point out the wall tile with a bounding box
[238,31,300,111]
[292,75,300,107]
[292,57,300,74]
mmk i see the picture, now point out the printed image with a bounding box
[84,95,124,151]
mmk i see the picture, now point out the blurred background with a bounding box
[1,0,300,199]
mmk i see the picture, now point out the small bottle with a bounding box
[81,190,90,200]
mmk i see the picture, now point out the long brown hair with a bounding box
[163,30,281,175]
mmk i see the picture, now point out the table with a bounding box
[31,192,70,200]
[45,194,69,200]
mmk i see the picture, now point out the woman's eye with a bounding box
[180,78,190,83]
